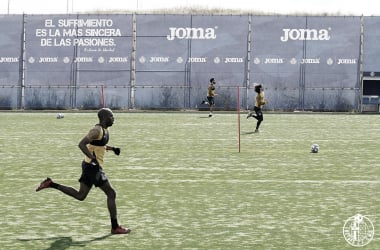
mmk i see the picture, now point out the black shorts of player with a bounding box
[254,106,263,121]
[79,161,108,188]
[207,96,215,105]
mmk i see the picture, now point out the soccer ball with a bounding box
[311,144,319,153]
[56,113,64,119]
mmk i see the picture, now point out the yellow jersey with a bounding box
[255,92,266,108]
[208,84,216,97]
[84,125,109,166]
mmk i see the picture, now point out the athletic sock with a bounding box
[50,182,59,189]
[111,218,119,229]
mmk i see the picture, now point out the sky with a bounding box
[0,0,378,16]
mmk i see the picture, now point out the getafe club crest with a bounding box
[343,214,374,247]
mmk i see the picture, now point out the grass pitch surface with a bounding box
[0,112,379,249]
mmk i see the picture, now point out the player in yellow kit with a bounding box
[247,84,268,133]
[36,108,131,234]
[201,78,217,117]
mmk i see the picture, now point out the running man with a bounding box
[201,78,217,117]
[36,108,131,234]
[247,84,268,133]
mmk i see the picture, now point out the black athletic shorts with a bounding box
[79,161,108,188]
[207,96,215,105]
[254,106,263,121]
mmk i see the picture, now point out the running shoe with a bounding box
[36,177,52,192]
[111,225,131,234]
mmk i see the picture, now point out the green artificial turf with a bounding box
[0,112,379,249]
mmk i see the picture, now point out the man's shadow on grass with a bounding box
[18,234,112,250]
[242,131,257,135]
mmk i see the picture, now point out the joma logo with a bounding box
[167,27,217,41]
[280,28,331,42]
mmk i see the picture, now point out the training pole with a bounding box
[101,84,105,108]
[237,86,241,153]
